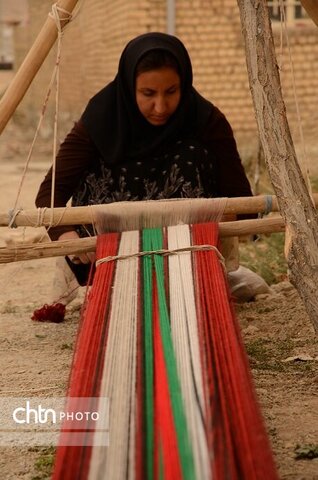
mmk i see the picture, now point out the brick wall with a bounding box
[173,0,257,149]
[10,1,318,155]
[13,1,58,133]
[274,24,318,144]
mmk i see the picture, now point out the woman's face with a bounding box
[135,66,181,126]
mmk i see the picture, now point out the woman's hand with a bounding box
[58,231,96,264]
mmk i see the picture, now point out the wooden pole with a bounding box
[0,215,285,264]
[0,195,293,228]
[3,196,279,228]
[2,194,318,229]
[237,0,318,332]
[300,0,318,26]
[0,0,79,134]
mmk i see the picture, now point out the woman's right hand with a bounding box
[58,231,96,265]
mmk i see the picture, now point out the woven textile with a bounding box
[52,223,278,480]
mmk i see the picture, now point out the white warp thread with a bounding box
[89,231,139,480]
[168,224,212,480]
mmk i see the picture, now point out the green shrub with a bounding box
[239,232,287,285]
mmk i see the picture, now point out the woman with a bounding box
[36,32,268,299]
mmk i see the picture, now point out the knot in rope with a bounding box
[49,3,73,34]
[36,207,48,228]
[8,208,22,229]
[264,195,273,216]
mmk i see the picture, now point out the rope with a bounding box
[278,0,314,201]
[8,209,22,229]
[48,5,73,28]
[96,244,225,267]
[264,194,273,215]
[36,207,48,228]
[9,3,78,229]
[9,75,56,217]
[8,206,69,237]
[48,4,73,225]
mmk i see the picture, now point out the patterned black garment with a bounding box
[72,139,215,207]
[71,138,217,240]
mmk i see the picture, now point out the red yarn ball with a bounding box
[31,303,66,323]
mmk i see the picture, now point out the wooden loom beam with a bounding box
[237,0,318,332]
[3,195,318,228]
[0,0,79,134]
[0,216,285,264]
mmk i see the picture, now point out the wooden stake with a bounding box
[0,216,285,264]
[0,0,79,134]
[237,0,318,332]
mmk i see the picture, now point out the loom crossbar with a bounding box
[2,195,318,230]
[0,216,285,264]
[1,196,284,228]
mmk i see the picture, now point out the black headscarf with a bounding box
[81,32,212,165]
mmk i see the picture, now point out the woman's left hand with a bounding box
[58,231,96,264]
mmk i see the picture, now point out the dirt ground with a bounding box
[0,123,318,479]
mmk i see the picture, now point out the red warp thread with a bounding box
[52,233,119,480]
[192,222,279,480]
[153,274,183,480]
[31,303,66,323]
[50,224,279,480]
